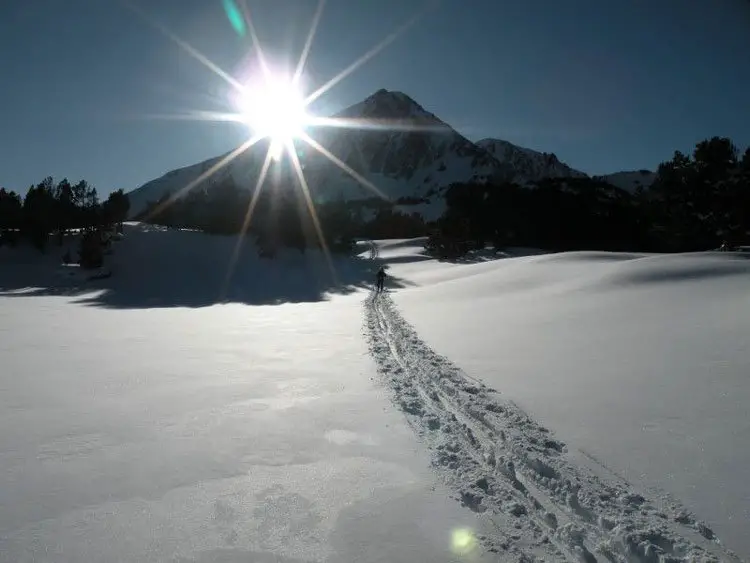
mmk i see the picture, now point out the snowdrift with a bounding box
[380,238,750,559]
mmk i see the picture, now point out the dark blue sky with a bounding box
[1,0,748,196]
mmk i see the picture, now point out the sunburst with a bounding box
[122,0,441,283]
[232,74,309,162]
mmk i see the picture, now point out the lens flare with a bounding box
[223,0,246,36]
[451,527,477,555]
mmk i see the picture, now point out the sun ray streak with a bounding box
[239,149,274,240]
[300,133,390,201]
[221,147,274,299]
[304,2,438,106]
[285,140,338,284]
[239,0,271,78]
[135,111,247,124]
[307,116,449,133]
[293,0,326,86]
[120,0,245,93]
[142,135,263,223]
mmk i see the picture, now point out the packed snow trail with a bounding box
[364,290,741,562]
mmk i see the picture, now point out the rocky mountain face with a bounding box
[300,90,513,204]
[474,139,656,192]
[126,89,653,219]
[476,138,588,183]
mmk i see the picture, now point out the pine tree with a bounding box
[54,178,75,244]
[101,189,130,230]
[278,192,308,253]
[22,178,56,251]
[0,188,23,246]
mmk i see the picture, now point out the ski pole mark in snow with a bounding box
[364,291,741,562]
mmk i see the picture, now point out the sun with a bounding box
[235,75,309,160]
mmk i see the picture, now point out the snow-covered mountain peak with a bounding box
[125,89,655,218]
[295,90,509,208]
[336,88,445,126]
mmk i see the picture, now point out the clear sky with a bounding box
[1,0,749,196]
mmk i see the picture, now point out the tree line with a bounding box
[426,136,750,257]
[136,175,428,257]
[8,135,744,264]
[0,177,130,266]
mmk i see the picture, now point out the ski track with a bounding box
[363,289,741,562]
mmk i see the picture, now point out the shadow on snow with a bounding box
[0,224,409,309]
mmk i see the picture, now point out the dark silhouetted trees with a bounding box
[0,177,130,264]
[0,188,23,246]
[22,177,57,251]
[426,136,750,257]
[101,189,130,231]
[648,136,749,251]
[135,172,428,257]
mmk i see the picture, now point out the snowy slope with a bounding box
[125,154,226,222]
[378,239,750,560]
[0,225,498,563]
[126,138,274,221]
[1,227,747,561]
[476,138,588,183]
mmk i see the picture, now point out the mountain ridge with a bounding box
[126,89,655,219]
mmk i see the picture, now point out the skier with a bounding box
[376,266,386,292]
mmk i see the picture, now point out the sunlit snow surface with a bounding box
[0,227,494,563]
[382,239,750,559]
[1,224,748,561]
